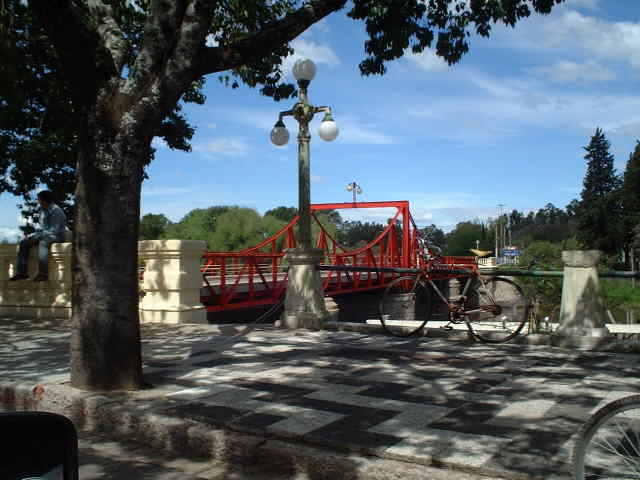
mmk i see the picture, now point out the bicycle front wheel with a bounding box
[572,395,640,480]
[379,276,432,337]
[466,277,528,343]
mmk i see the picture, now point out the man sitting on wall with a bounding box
[9,190,68,282]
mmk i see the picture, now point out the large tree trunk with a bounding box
[70,106,147,391]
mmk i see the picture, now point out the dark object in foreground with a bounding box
[0,411,79,480]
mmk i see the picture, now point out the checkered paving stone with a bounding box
[148,333,640,478]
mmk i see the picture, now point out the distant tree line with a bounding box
[140,205,395,252]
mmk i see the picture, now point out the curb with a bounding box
[1,380,537,480]
[323,321,640,352]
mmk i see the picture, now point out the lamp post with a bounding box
[346,181,362,204]
[270,58,339,329]
[271,58,339,249]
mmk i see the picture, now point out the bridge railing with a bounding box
[199,201,420,312]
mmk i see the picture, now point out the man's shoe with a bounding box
[9,273,28,281]
[32,273,48,282]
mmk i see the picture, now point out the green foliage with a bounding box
[576,128,623,254]
[622,141,640,252]
[508,203,578,248]
[208,207,265,251]
[348,0,564,76]
[139,213,172,240]
[337,220,385,248]
[600,279,640,311]
[1,0,567,227]
[444,221,492,256]
[0,0,202,225]
[515,240,571,321]
[162,206,230,246]
[264,206,298,223]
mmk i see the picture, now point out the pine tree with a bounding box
[577,128,623,254]
[622,141,640,260]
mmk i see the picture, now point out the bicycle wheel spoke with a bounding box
[575,397,640,480]
[379,276,431,337]
[466,277,528,343]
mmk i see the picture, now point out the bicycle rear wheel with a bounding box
[572,394,640,480]
[466,277,528,343]
[379,276,432,337]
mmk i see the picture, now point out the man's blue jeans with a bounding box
[16,232,64,276]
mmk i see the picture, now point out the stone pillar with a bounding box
[138,240,207,324]
[0,244,18,317]
[47,243,72,318]
[0,242,72,319]
[281,247,328,330]
[552,250,611,348]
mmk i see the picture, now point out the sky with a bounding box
[1,0,640,241]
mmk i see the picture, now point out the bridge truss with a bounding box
[200,201,425,313]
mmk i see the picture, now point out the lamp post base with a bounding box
[280,247,329,330]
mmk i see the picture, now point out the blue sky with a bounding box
[2,0,640,240]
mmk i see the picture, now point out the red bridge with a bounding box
[200,200,425,313]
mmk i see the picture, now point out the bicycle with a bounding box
[378,237,529,343]
[572,394,640,479]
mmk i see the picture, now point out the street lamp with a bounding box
[270,58,339,330]
[346,181,363,203]
[271,58,339,248]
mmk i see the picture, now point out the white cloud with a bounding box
[502,8,640,69]
[400,69,640,144]
[282,39,340,78]
[529,60,615,84]
[336,115,397,145]
[606,120,640,138]
[151,137,169,149]
[565,0,601,11]
[311,174,323,183]
[0,226,21,242]
[338,123,396,145]
[194,138,249,156]
[405,48,449,72]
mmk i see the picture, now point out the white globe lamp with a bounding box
[270,120,289,146]
[292,58,317,83]
[318,112,339,141]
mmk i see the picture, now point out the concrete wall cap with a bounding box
[562,250,601,268]
[138,239,207,253]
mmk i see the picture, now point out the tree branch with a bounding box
[30,0,117,105]
[86,0,129,73]
[121,0,188,96]
[163,0,217,92]
[194,0,347,78]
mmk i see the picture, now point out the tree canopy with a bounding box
[622,141,640,253]
[576,127,623,254]
[1,0,567,391]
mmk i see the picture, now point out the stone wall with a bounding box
[0,240,207,324]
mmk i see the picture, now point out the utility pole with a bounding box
[497,203,505,265]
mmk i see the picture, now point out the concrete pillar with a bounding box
[280,247,328,330]
[0,242,72,319]
[138,240,208,324]
[552,250,611,348]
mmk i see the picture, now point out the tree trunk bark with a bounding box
[70,107,146,391]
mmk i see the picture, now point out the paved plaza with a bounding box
[2,317,640,479]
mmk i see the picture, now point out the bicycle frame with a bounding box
[415,270,500,322]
